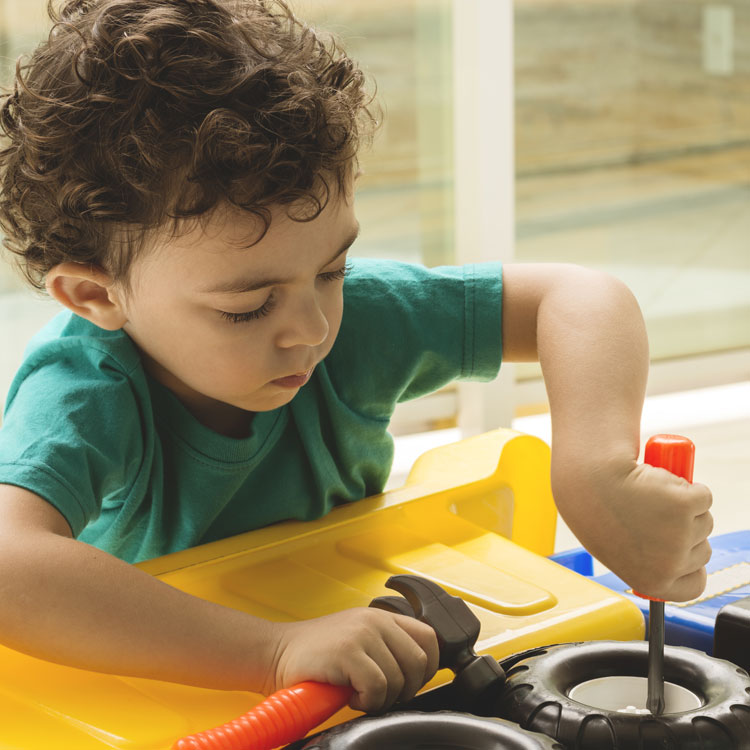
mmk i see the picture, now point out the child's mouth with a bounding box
[270,368,313,389]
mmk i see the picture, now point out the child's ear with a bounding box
[45,262,128,331]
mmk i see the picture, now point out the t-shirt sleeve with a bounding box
[0,342,145,537]
[326,259,503,420]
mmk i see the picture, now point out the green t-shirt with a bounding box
[0,259,503,563]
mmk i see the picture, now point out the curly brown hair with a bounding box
[0,0,376,292]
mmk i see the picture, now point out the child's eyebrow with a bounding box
[200,223,360,295]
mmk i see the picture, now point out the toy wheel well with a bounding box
[498,640,750,749]
[300,710,564,749]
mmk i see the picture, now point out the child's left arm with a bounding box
[502,264,713,602]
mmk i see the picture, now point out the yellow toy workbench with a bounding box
[0,429,643,750]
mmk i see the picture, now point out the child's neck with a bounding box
[197,406,254,439]
[174,389,255,439]
[140,352,254,439]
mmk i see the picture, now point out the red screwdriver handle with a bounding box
[172,681,353,750]
[644,434,695,483]
[634,434,696,601]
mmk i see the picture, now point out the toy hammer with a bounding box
[370,574,506,710]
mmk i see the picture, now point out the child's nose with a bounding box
[275,294,329,349]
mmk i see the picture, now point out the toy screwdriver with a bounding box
[635,434,696,716]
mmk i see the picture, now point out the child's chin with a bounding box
[250,389,300,411]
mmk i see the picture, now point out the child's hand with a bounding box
[263,607,440,713]
[553,456,713,602]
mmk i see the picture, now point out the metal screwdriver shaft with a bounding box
[637,434,696,718]
[647,599,665,715]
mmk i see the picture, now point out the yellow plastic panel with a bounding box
[0,429,643,749]
[405,429,557,555]
[337,528,555,614]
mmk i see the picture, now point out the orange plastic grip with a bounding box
[644,434,695,484]
[172,681,352,750]
[634,434,696,602]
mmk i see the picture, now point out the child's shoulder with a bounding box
[23,309,140,375]
[7,310,143,411]
[346,257,429,280]
[344,257,460,297]
[342,259,442,326]
[345,257,498,284]
[344,257,501,313]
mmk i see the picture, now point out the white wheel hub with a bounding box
[568,676,703,714]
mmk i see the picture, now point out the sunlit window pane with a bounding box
[515,0,750,362]
[295,0,455,268]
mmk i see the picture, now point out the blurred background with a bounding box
[0,0,748,550]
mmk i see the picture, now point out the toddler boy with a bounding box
[0,0,712,713]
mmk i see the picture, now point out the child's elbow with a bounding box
[556,264,641,311]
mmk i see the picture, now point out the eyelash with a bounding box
[219,263,352,324]
[318,263,351,283]
[220,295,278,324]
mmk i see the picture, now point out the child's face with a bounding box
[117,192,359,429]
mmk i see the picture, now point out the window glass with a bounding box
[0,0,50,293]
[294,0,455,267]
[0,1,456,284]
[515,0,750,362]
[0,2,58,409]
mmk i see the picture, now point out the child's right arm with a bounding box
[0,484,438,712]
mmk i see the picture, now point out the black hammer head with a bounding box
[382,575,480,671]
[369,574,506,706]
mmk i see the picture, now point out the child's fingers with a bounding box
[346,646,401,713]
[690,510,714,546]
[685,538,713,574]
[687,482,713,515]
[652,536,711,600]
[391,614,440,689]
[276,608,440,713]
[380,617,438,704]
[349,614,439,711]
[364,620,427,708]
[666,566,707,603]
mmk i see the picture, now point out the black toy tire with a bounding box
[498,640,750,749]
[299,710,564,749]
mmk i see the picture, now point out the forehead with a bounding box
[129,196,356,292]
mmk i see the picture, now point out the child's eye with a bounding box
[219,295,277,324]
[217,264,349,324]
[318,262,352,283]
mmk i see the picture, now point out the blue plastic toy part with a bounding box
[548,548,594,577]
[552,531,750,655]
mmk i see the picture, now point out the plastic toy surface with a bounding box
[562,531,750,655]
[0,429,643,749]
[294,711,566,749]
[499,640,750,749]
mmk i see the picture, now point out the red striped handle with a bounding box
[644,434,695,484]
[172,681,352,750]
